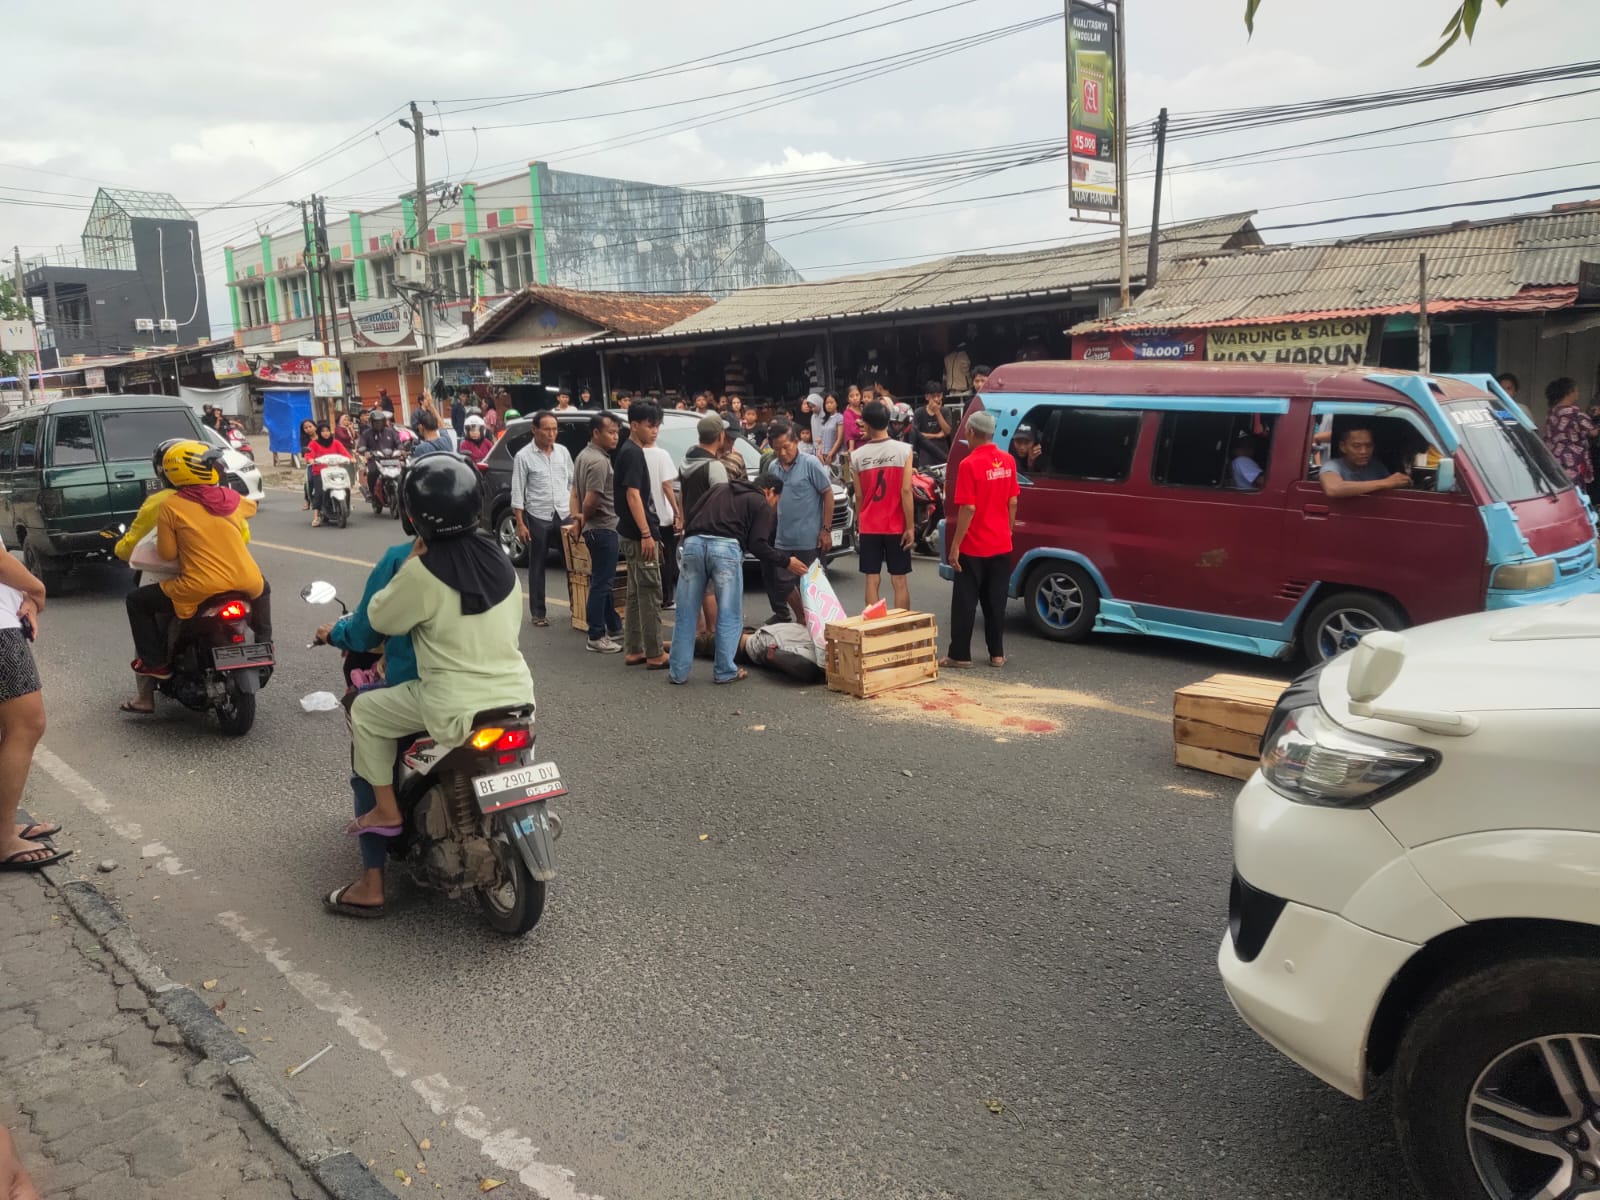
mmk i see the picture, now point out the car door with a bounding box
[1287,401,1486,624]
[0,425,17,532]
[44,411,111,537]
[98,407,199,520]
[9,417,41,537]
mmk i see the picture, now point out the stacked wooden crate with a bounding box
[824,610,939,698]
[1172,673,1287,780]
[562,529,627,633]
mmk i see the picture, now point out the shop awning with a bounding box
[415,333,602,363]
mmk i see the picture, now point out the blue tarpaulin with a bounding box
[262,388,313,455]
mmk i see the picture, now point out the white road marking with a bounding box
[216,911,597,1199]
[33,747,191,876]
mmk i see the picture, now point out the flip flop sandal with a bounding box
[0,846,71,871]
[323,885,385,920]
[119,701,156,715]
[344,820,403,838]
[646,659,671,671]
[17,821,60,840]
[532,617,550,627]
[714,668,750,685]
[989,657,1007,668]
[938,657,974,669]
[624,656,647,666]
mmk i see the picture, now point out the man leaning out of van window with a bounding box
[1318,425,1412,499]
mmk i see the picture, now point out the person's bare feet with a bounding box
[346,808,401,833]
[0,836,55,866]
[0,1125,40,1200]
[333,877,384,907]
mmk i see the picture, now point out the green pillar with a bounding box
[223,247,242,330]
[528,162,549,285]
[261,233,278,322]
[463,183,486,297]
[349,212,369,300]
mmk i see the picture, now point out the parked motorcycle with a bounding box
[912,462,944,556]
[367,450,404,519]
[302,580,560,936]
[311,454,352,528]
[224,425,253,458]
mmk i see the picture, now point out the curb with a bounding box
[43,872,395,1200]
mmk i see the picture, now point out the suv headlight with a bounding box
[1261,705,1438,807]
[1491,559,1556,590]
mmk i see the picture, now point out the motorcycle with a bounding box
[311,454,352,529]
[367,450,404,519]
[912,462,944,556]
[302,580,560,936]
[224,425,253,459]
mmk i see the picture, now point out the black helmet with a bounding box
[401,453,483,542]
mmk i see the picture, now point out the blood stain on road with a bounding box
[867,680,1169,736]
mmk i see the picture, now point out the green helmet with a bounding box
[504,409,522,421]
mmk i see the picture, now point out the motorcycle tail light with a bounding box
[231,634,244,644]
[496,752,518,766]
[216,600,248,620]
[470,727,505,750]
[493,729,530,750]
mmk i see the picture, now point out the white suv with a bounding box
[1219,595,1600,1200]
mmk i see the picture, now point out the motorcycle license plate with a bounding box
[473,761,565,814]
[830,528,843,547]
[213,642,273,669]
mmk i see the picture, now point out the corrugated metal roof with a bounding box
[1073,202,1600,332]
[641,213,1257,339]
[471,285,713,341]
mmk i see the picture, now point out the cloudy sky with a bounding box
[2,0,1595,337]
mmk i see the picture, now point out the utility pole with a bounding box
[297,199,324,347]
[10,248,32,405]
[1417,252,1431,374]
[408,101,438,379]
[1145,107,1169,289]
[1114,0,1130,308]
[314,195,345,392]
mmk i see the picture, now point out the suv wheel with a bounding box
[21,537,65,594]
[1394,956,1600,1200]
[496,509,527,567]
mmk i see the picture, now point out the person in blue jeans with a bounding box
[312,540,417,917]
[670,476,806,685]
[570,413,625,652]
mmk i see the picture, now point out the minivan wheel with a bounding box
[496,509,528,567]
[1024,562,1098,642]
[1393,957,1600,1200]
[1300,590,1404,663]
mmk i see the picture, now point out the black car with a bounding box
[479,409,855,567]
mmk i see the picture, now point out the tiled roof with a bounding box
[471,285,714,340]
[626,213,1258,341]
[1072,201,1600,332]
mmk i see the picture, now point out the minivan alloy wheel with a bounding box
[1316,607,1383,657]
[1036,573,1084,628]
[1467,1034,1600,1199]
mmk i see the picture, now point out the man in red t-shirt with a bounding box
[943,409,1020,668]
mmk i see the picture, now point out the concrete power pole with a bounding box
[1417,253,1432,375]
[313,195,346,399]
[11,248,32,406]
[1145,107,1169,290]
[409,101,438,384]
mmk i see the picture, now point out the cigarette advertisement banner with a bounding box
[1067,0,1119,214]
[1073,329,1205,362]
[1206,319,1372,367]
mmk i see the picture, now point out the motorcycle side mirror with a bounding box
[301,581,339,606]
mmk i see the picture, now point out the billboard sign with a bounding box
[1067,1,1119,214]
[311,358,344,399]
[1206,319,1372,366]
[1073,329,1205,361]
[348,302,417,349]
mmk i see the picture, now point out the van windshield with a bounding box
[1443,399,1570,503]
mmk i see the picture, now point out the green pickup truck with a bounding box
[0,395,205,589]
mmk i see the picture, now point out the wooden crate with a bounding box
[1172,673,1287,780]
[824,609,939,698]
[562,528,626,632]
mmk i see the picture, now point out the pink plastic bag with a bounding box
[798,561,847,659]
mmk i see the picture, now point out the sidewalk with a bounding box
[0,872,348,1199]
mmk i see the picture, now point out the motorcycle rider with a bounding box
[122,441,268,710]
[315,538,418,918]
[343,455,532,839]
[356,408,402,501]
[459,413,493,465]
[305,421,353,527]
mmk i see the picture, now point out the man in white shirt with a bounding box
[643,440,685,609]
[511,410,576,626]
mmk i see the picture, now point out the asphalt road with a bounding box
[22,487,1418,1200]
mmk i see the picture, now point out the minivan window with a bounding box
[52,414,99,466]
[100,409,195,462]
[14,419,38,469]
[1023,406,1141,482]
[1445,399,1571,503]
[1152,411,1273,490]
[0,427,15,472]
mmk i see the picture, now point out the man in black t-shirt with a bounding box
[613,400,667,667]
[912,380,952,468]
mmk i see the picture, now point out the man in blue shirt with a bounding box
[764,420,834,624]
[1319,425,1411,499]
[1229,434,1265,490]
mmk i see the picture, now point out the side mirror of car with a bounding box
[1434,458,1456,493]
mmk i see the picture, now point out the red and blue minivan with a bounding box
[941,361,1600,662]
